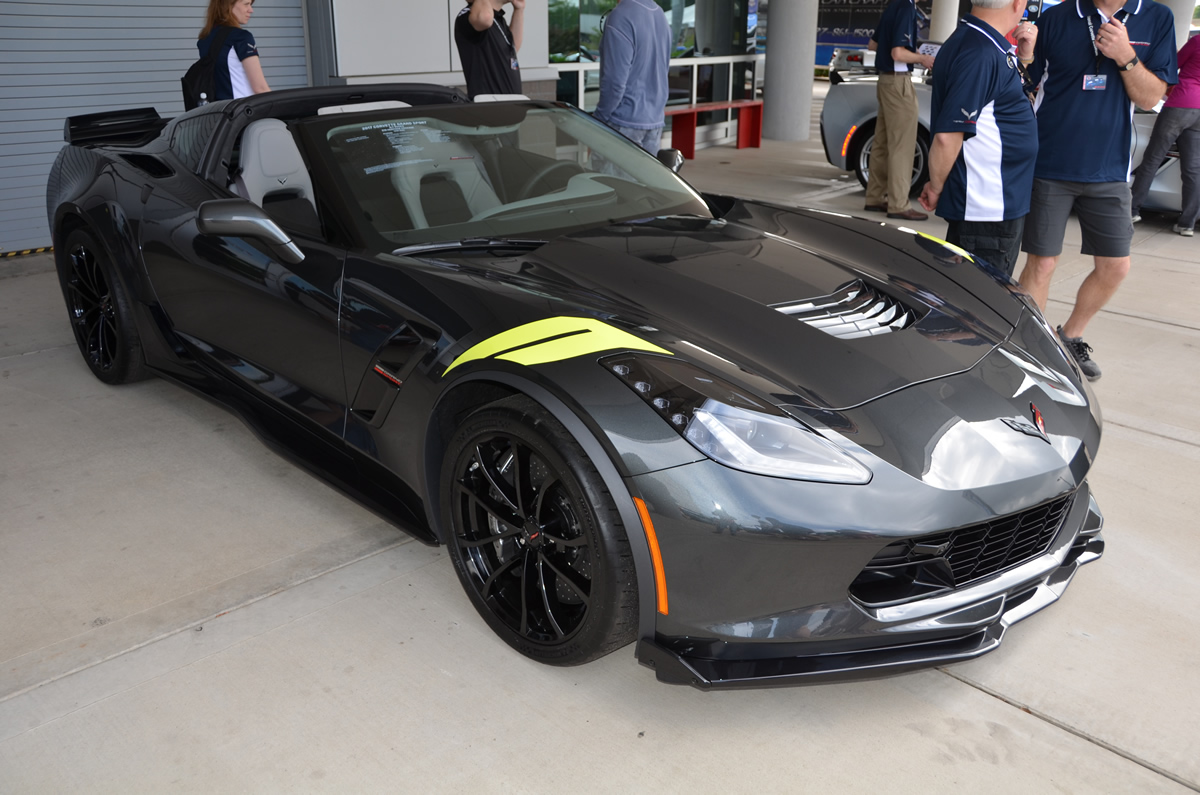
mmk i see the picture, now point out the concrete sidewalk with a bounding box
[2,109,1198,792]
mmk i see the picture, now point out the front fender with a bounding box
[426,358,703,648]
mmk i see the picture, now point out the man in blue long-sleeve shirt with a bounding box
[594,0,672,152]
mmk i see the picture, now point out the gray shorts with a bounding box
[1021,178,1133,258]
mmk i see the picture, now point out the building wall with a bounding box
[327,0,558,99]
[0,0,309,253]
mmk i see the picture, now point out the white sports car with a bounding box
[820,70,1183,212]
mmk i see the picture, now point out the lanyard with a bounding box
[1086,9,1129,74]
[493,11,513,53]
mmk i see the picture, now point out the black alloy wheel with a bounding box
[59,228,147,384]
[441,395,637,665]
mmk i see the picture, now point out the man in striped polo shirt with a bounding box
[918,0,1039,276]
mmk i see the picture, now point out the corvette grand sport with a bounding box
[46,84,1104,689]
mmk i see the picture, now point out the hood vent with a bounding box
[773,279,917,340]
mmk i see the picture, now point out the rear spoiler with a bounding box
[64,107,168,146]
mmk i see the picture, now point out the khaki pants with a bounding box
[864,73,918,214]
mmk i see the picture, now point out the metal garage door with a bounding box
[0,0,310,254]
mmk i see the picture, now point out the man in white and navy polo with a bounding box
[919,0,1039,276]
[1017,0,1177,380]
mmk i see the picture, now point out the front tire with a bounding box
[58,227,148,384]
[440,395,638,665]
[852,123,930,196]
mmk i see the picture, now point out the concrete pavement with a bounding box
[2,97,1198,792]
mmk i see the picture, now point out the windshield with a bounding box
[304,102,711,246]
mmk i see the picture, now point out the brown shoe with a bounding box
[887,208,929,221]
[863,204,887,212]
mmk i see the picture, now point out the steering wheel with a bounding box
[515,161,582,201]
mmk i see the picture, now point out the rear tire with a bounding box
[58,227,148,384]
[440,395,638,666]
[852,123,930,197]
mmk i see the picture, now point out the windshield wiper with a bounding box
[392,237,548,257]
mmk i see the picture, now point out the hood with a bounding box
[427,202,1024,410]
[812,311,1100,504]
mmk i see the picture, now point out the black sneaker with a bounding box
[1057,326,1101,381]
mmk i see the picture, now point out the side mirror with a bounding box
[197,199,305,265]
[656,148,685,174]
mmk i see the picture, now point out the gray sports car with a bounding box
[820,70,1183,212]
[45,84,1105,689]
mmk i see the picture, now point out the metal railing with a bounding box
[551,53,764,112]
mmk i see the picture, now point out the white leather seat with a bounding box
[234,119,315,208]
[233,118,319,233]
[389,128,500,228]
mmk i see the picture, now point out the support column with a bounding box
[928,0,960,45]
[1161,0,1194,48]
[762,0,819,141]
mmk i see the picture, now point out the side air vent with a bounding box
[350,324,432,427]
[119,153,175,179]
[773,279,917,339]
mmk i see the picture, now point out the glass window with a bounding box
[549,0,582,62]
[306,103,711,248]
[549,0,754,67]
[169,112,222,173]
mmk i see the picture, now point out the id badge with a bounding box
[1083,74,1107,90]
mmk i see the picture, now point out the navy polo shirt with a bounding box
[930,16,1038,221]
[872,0,921,73]
[198,26,258,101]
[1029,0,1177,182]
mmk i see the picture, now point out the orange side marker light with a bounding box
[633,497,668,615]
[841,124,858,158]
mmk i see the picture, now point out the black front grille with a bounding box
[928,495,1074,584]
[850,494,1075,606]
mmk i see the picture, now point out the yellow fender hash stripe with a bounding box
[443,316,671,375]
[917,231,975,262]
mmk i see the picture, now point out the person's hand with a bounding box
[509,0,525,9]
[1014,19,1037,60]
[1097,18,1135,66]
[918,182,940,212]
[920,53,936,70]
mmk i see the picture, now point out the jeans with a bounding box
[612,123,664,154]
[1130,106,1200,230]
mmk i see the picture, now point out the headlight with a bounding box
[603,355,872,484]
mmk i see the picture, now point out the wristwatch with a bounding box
[1119,55,1139,71]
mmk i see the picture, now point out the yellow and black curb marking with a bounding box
[1,247,54,259]
[444,317,671,375]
